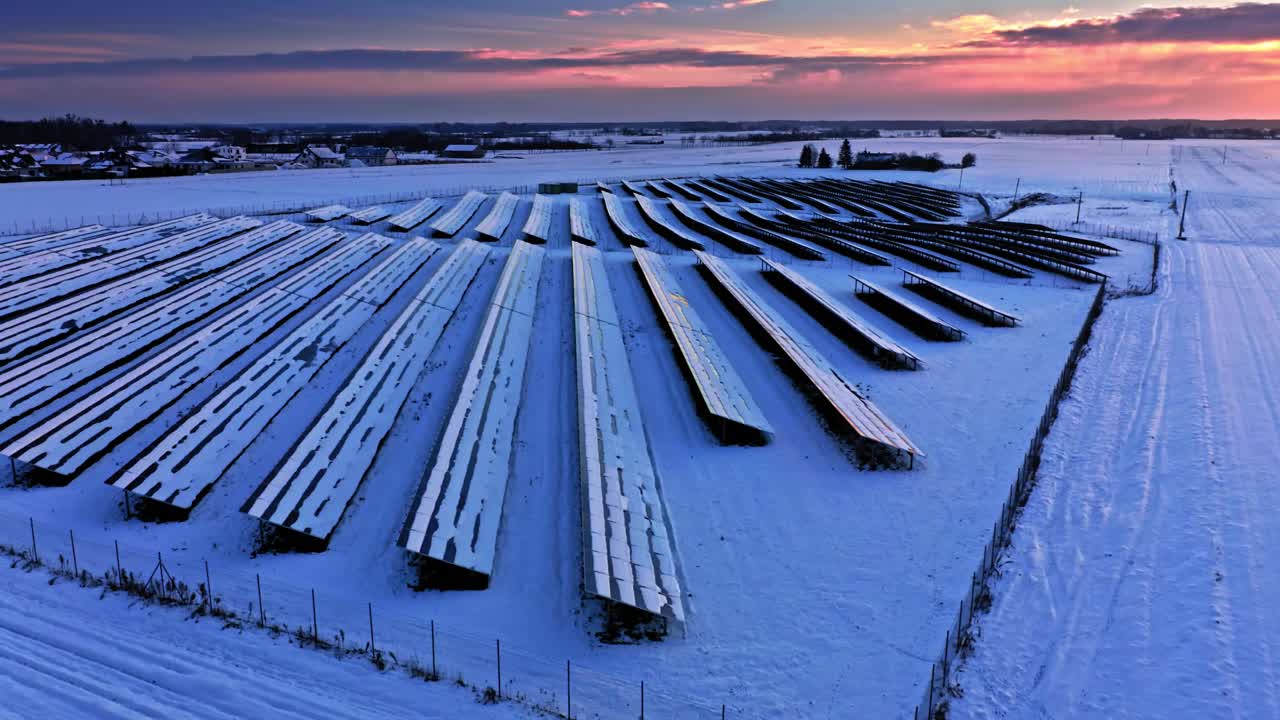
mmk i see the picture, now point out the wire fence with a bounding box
[0,506,736,720]
[1042,219,1160,245]
[913,279,1108,720]
[3,174,730,238]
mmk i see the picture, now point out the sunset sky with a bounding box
[3,1,1279,121]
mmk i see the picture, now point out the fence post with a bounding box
[641,681,645,720]
[566,660,572,720]
[204,560,213,612]
[368,602,376,655]
[69,529,78,575]
[431,620,437,678]
[29,518,37,563]
[115,539,122,580]
[311,588,318,647]
[256,573,265,627]
[496,639,502,699]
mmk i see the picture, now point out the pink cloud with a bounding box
[566,2,671,17]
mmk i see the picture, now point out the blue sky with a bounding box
[3,1,1278,121]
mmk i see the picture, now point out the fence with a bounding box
[0,506,734,720]
[4,183,542,237]
[913,279,1108,720]
[4,173,736,238]
[1043,219,1160,246]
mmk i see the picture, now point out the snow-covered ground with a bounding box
[0,565,526,720]
[0,135,1178,235]
[950,142,1280,719]
[5,134,1257,719]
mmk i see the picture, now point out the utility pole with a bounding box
[1177,190,1190,240]
[957,166,965,191]
[1075,191,1084,224]
[1013,177,1021,202]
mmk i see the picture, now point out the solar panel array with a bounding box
[0,175,1123,633]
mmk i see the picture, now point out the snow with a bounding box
[245,242,491,542]
[402,242,546,576]
[0,564,525,720]
[112,237,440,510]
[0,136,1165,234]
[949,143,1280,720]
[0,136,1186,719]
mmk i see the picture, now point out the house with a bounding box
[440,144,486,159]
[246,152,297,169]
[211,145,248,161]
[345,146,397,166]
[128,149,179,167]
[0,150,43,179]
[853,151,898,169]
[19,143,62,162]
[395,152,434,164]
[294,145,346,168]
[40,153,89,177]
[177,147,254,172]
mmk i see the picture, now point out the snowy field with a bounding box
[0,134,1181,235]
[0,565,525,720]
[5,134,1264,719]
[950,141,1280,719]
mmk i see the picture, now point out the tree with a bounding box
[817,148,833,169]
[961,152,977,168]
[837,139,853,169]
[798,144,815,168]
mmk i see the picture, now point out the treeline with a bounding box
[798,140,975,172]
[0,115,139,150]
[1115,125,1279,140]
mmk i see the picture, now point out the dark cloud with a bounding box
[0,46,976,79]
[970,2,1280,47]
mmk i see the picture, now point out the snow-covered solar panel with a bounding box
[430,191,489,237]
[851,275,966,341]
[0,216,261,322]
[0,219,305,366]
[696,251,923,461]
[742,207,892,266]
[572,243,685,624]
[521,194,555,244]
[348,205,393,224]
[304,204,352,222]
[684,179,731,203]
[401,242,545,577]
[667,199,762,254]
[702,203,825,260]
[762,259,920,370]
[569,197,599,246]
[601,193,648,247]
[475,192,519,241]
[644,180,672,198]
[0,231,390,482]
[902,270,1019,327]
[620,180,647,196]
[706,177,761,204]
[633,248,772,443]
[759,180,843,215]
[387,197,444,231]
[0,213,218,289]
[0,224,111,262]
[661,179,702,201]
[113,235,439,510]
[0,228,347,436]
[635,196,705,250]
[243,241,490,543]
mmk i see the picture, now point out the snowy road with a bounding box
[952,238,1280,718]
[0,568,524,720]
